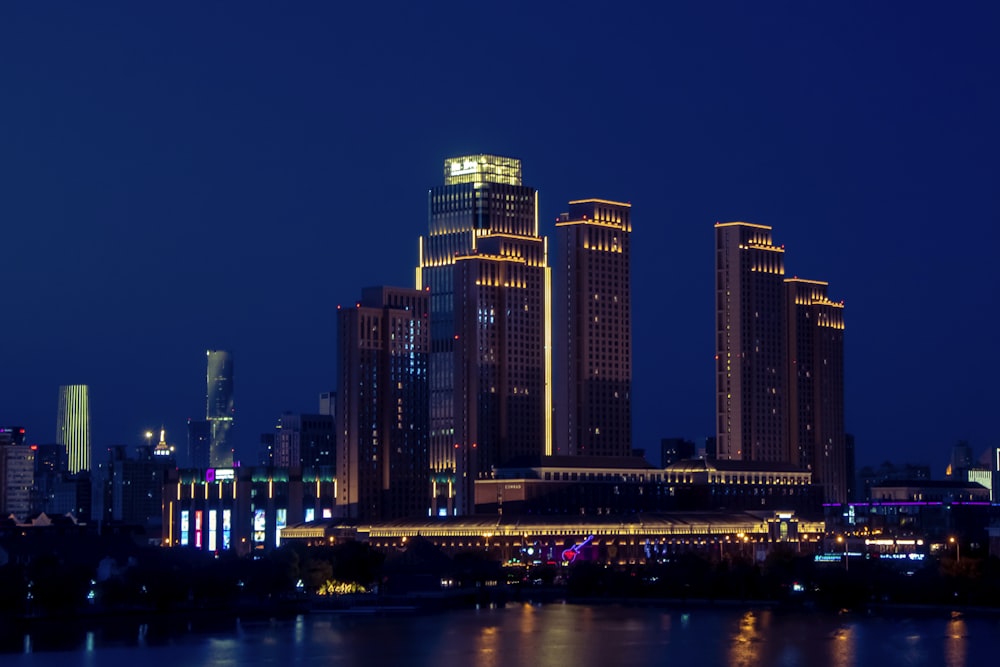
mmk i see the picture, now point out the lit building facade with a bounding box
[473,456,821,517]
[555,199,632,457]
[57,384,91,473]
[273,413,335,470]
[785,278,847,503]
[2,442,35,520]
[206,350,234,467]
[715,223,787,462]
[162,466,336,553]
[336,286,430,521]
[416,155,552,514]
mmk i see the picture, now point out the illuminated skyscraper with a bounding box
[336,287,429,521]
[786,278,847,503]
[555,199,632,457]
[57,384,91,472]
[715,222,848,503]
[206,350,234,467]
[714,223,787,462]
[417,155,552,514]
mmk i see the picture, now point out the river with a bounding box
[4,603,999,666]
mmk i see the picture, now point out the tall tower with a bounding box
[337,286,430,521]
[57,384,91,472]
[714,222,787,462]
[555,199,633,457]
[206,350,234,467]
[417,154,552,513]
[786,278,846,503]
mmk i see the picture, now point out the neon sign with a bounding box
[562,535,595,563]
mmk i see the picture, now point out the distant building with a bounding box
[31,443,68,515]
[57,385,91,472]
[661,438,696,467]
[845,434,856,501]
[829,480,995,545]
[187,418,211,469]
[318,391,335,416]
[2,443,34,520]
[946,441,974,478]
[95,444,170,529]
[206,350,234,467]
[258,432,275,466]
[857,462,931,501]
[273,413,335,470]
[336,286,430,521]
[555,199,632,458]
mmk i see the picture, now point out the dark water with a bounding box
[5,604,999,667]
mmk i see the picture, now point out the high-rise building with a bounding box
[187,418,211,468]
[273,412,335,470]
[555,199,632,457]
[786,278,847,503]
[2,443,34,520]
[206,350,234,467]
[714,223,787,462]
[715,222,847,504]
[336,286,430,521]
[57,384,91,472]
[416,154,552,514]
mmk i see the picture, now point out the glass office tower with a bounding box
[57,384,91,473]
[206,350,234,467]
[417,155,551,514]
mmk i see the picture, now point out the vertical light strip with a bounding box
[543,265,553,455]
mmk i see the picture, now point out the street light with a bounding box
[837,535,848,572]
[949,536,961,563]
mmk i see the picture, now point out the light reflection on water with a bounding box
[4,604,997,667]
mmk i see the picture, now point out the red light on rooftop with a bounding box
[30,444,38,451]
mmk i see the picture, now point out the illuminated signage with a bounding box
[305,507,315,523]
[208,510,218,552]
[206,468,235,483]
[180,511,190,546]
[253,509,266,544]
[276,509,287,547]
[562,535,595,563]
[450,159,478,176]
[195,511,203,549]
[222,509,232,550]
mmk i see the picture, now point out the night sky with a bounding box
[2,3,998,471]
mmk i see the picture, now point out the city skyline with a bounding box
[2,4,998,470]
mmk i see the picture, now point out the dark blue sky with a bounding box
[2,3,998,471]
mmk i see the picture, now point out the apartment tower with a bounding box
[555,199,633,457]
[786,278,847,503]
[714,222,788,462]
[336,286,430,521]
